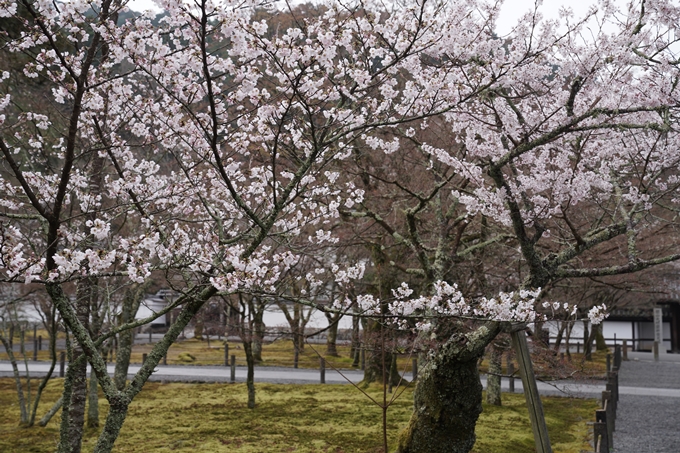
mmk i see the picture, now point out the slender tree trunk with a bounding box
[350,308,361,367]
[564,322,573,361]
[362,319,400,387]
[325,313,340,357]
[594,323,608,351]
[92,397,130,453]
[39,396,63,427]
[252,308,264,363]
[114,285,146,391]
[87,371,99,428]
[396,323,500,453]
[0,331,29,425]
[243,340,256,409]
[553,321,566,352]
[485,345,502,406]
[583,320,592,361]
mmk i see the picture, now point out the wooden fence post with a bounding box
[594,410,609,453]
[511,330,552,453]
[33,337,38,361]
[320,358,326,384]
[224,344,229,367]
[230,355,236,383]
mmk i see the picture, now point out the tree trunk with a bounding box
[594,323,608,351]
[325,312,341,357]
[39,396,63,427]
[396,323,499,453]
[87,372,99,428]
[114,285,146,391]
[583,320,592,361]
[243,340,256,409]
[67,348,88,453]
[485,345,502,406]
[252,309,264,363]
[362,319,400,387]
[0,330,29,425]
[350,309,361,367]
[553,321,566,352]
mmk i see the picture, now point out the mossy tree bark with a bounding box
[114,284,147,391]
[396,323,500,453]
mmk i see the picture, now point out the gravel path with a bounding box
[613,353,680,453]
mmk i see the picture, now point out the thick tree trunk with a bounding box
[396,323,499,453]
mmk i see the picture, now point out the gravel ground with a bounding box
[613,357,680,453]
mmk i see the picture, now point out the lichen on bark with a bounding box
[396,322,499,453]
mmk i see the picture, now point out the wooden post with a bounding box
[412,358,418,382]
[33,337,38,361]
[595,410,609,453]
[142,353,147,364]
[602,391,614,448]
[577,341,580,354]
[38,335,42,351]
[507,361,515,393]
[224,344,229,366]
[511,330,552,453]
[320,357,326,384]
[606,353,611,373]
[230,355,236,383]
[59,351,66,378]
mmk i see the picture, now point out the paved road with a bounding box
[612,351,680,453]
[4,359,679,399]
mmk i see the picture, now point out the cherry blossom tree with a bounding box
[2,0,680,452]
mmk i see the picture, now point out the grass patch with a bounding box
[0,378,596,452]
